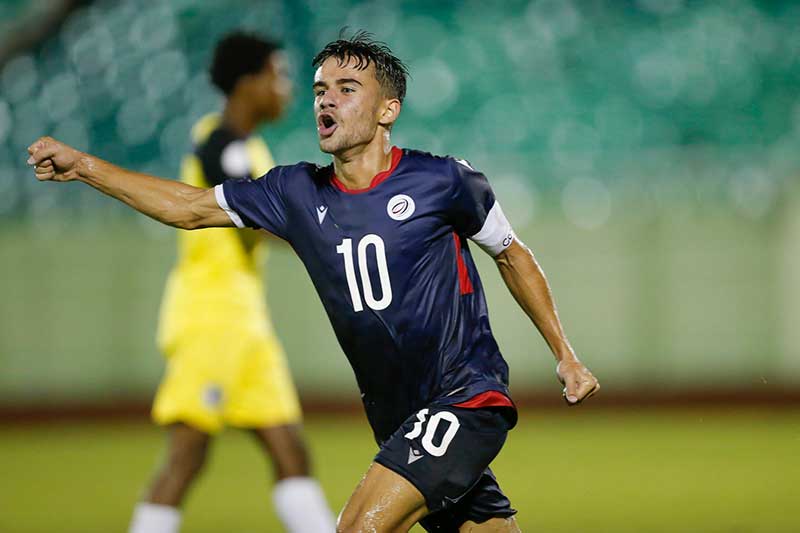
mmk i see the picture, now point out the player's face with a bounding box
[313,57,386,155]
[250,51,292,121]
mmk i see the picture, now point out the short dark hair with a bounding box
[210,32,282,95]
[312,30,409,103]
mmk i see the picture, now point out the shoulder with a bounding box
[192,114,236,155]
[190,113,222,144]
[400,148,483,192]
[268,161,329,179]
[402,148,479,175]
[260,161,332,193]
[401,148,456,171]
[399,148,463,188]
[195,125,250,174]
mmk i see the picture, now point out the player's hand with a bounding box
[26,136,81,182]
[556,359,599,406]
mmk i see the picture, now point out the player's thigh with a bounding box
[338,462,428,533]
[251,423,310,478]
[460,516,521,533]
[164,422,211,468]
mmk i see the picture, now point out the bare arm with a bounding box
[27,137,233,230]
[495,239,599,404]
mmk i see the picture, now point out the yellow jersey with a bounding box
[157,113,277,350]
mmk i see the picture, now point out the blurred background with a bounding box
[1,0,798,532]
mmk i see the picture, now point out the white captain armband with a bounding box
[470,202,516,256]
[214,184,245,228]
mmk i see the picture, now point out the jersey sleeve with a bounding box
[214,166,289,240]
[448,158,516,257]
[197,130,254,187]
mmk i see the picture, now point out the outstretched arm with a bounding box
[27,137,233,230]
[495,239,599,405]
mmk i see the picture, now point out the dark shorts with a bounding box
[374,404,517,531]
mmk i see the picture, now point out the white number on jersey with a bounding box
[336,235,393,312]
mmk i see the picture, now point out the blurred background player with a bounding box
[128,32,335,533]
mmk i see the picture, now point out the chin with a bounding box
[318,140,335,154]
[318,137,344,154]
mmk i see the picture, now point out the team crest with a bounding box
[202,384,223,410]
[387,194,415,221]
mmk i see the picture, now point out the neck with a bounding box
[222,96,261,137]
[332,130,393,189]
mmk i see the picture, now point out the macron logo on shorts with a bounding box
[408,447,424,464]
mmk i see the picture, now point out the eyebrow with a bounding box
[312,78,364,89]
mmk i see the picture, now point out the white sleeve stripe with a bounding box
[214,184,245,228]
[470,202,516,256]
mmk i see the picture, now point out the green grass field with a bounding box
[1,408,798,533]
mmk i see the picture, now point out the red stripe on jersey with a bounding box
[452,232,474,295]
[331,146,403,194]
[453,390,515,409]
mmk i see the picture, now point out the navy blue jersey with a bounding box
[215,147,517,443]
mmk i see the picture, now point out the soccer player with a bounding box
[127,33,335,533]
[28,33,599,532]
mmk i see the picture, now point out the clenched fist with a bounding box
[556,359,599,405]
[27,137,83,182]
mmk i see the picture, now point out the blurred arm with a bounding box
[494,239,599,404]
[27,137,233,230]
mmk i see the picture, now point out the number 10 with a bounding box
[336,235,393,312]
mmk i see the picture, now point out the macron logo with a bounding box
[317,205,328,224]
[455,158,474,171]
[407,447,424,464]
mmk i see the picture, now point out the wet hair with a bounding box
[210,32,282,95]
[312,30,409,103]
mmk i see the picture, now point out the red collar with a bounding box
[331,146,403,194]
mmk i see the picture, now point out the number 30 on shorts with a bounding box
[403,409,461,457]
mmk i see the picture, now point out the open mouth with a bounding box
[317,113,338,138]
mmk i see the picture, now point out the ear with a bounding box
[378,98,401,128]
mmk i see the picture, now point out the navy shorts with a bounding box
[374,404,517,531]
